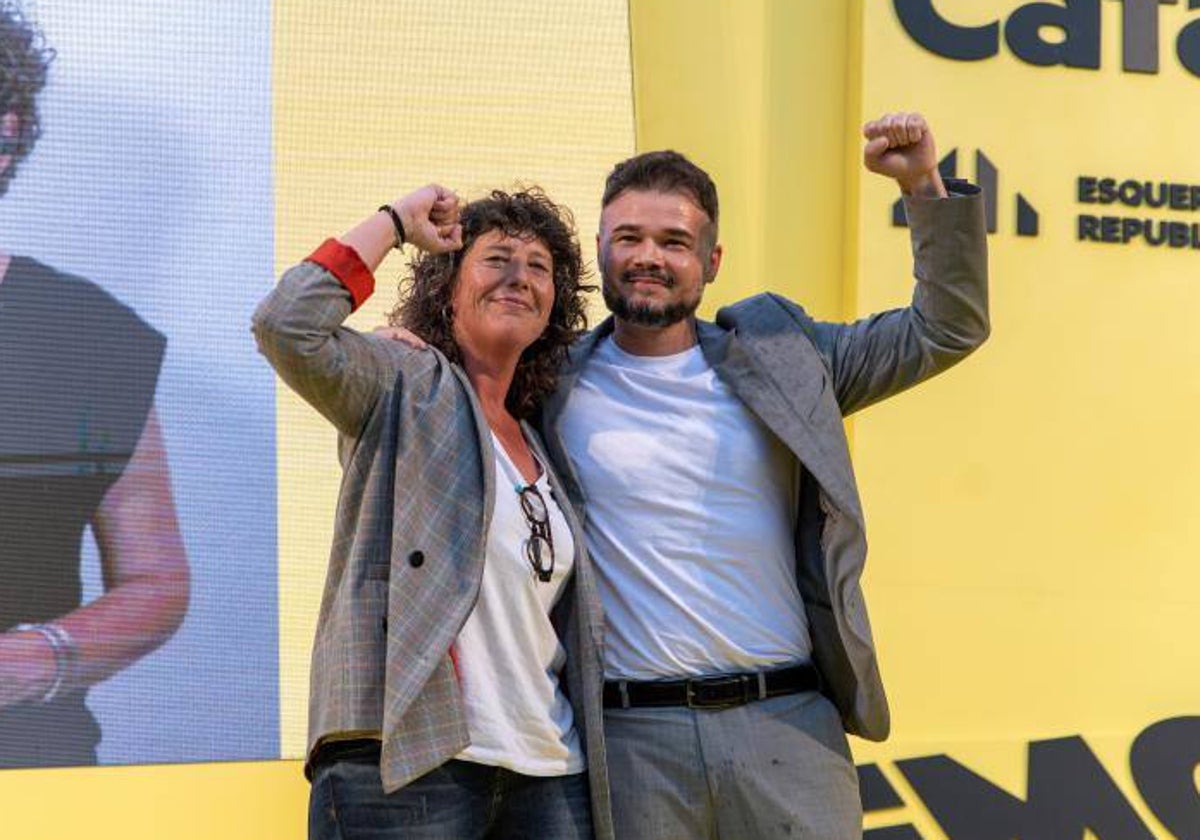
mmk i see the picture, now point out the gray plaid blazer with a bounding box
[540,186,989,744]
[253,247,612,840]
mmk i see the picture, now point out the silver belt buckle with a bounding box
[685,673,750,710]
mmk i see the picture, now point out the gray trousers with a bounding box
[603,691,861,840]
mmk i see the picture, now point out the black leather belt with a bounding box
[603,664,820,711]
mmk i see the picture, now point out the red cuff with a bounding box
[305,238,375,311]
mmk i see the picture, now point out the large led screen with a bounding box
[0,0,635,772]
[0,0,278,766]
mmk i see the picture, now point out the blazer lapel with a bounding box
[525,423,606,665]
[697,320,862,523]
[448,361,498,537]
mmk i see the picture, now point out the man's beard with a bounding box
[601,268,701,328]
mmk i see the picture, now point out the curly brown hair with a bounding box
[389,188,594,419]
[0,1,54,197]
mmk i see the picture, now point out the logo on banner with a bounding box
[1076,175,1200,247]
[891,148,1039,236]
[890,152,1200,250]
[894,0,1200,77]
[859,715,1199,839]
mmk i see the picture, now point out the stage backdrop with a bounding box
[615,1,1200,837]
[0,0,278,766]
[2,1,1197,838]
[850,3,1200,838]
[2,0,634,829]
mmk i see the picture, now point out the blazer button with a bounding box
[408,550,425,568]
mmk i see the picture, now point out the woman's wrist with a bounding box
[377,203,407,249]
[0,628,61,705]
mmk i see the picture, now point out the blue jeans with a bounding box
[309,741,592,840]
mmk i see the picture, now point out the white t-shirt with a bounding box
[454,436,584,776]
[560,336,812,680]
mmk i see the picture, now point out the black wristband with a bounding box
[378,204,407,249]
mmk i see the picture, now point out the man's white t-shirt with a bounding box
[559,336,812,680]
[454,437,584,775]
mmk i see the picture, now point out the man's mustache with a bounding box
[620,267,674,287]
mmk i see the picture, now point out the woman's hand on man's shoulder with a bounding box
[373,324,428,350]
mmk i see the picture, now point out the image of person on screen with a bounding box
[254,186,612,840]
[0,1,188,768]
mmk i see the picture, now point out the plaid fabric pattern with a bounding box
[254,254,612,840]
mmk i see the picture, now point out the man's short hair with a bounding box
[602,150,720,228]
[0,1,54,197]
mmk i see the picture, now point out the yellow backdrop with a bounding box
[4,2,1195,838]
[634,2,1197,837]
[852,2,1198,836]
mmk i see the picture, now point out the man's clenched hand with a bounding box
[863,112,947,198]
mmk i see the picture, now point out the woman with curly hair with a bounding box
[254,185,612,840]
[0,1,46,194]
[0,1,187,767]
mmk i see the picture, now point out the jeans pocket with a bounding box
[327,759,429,833]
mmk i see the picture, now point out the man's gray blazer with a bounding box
[252,245,613,839]
[539,187,989,741]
